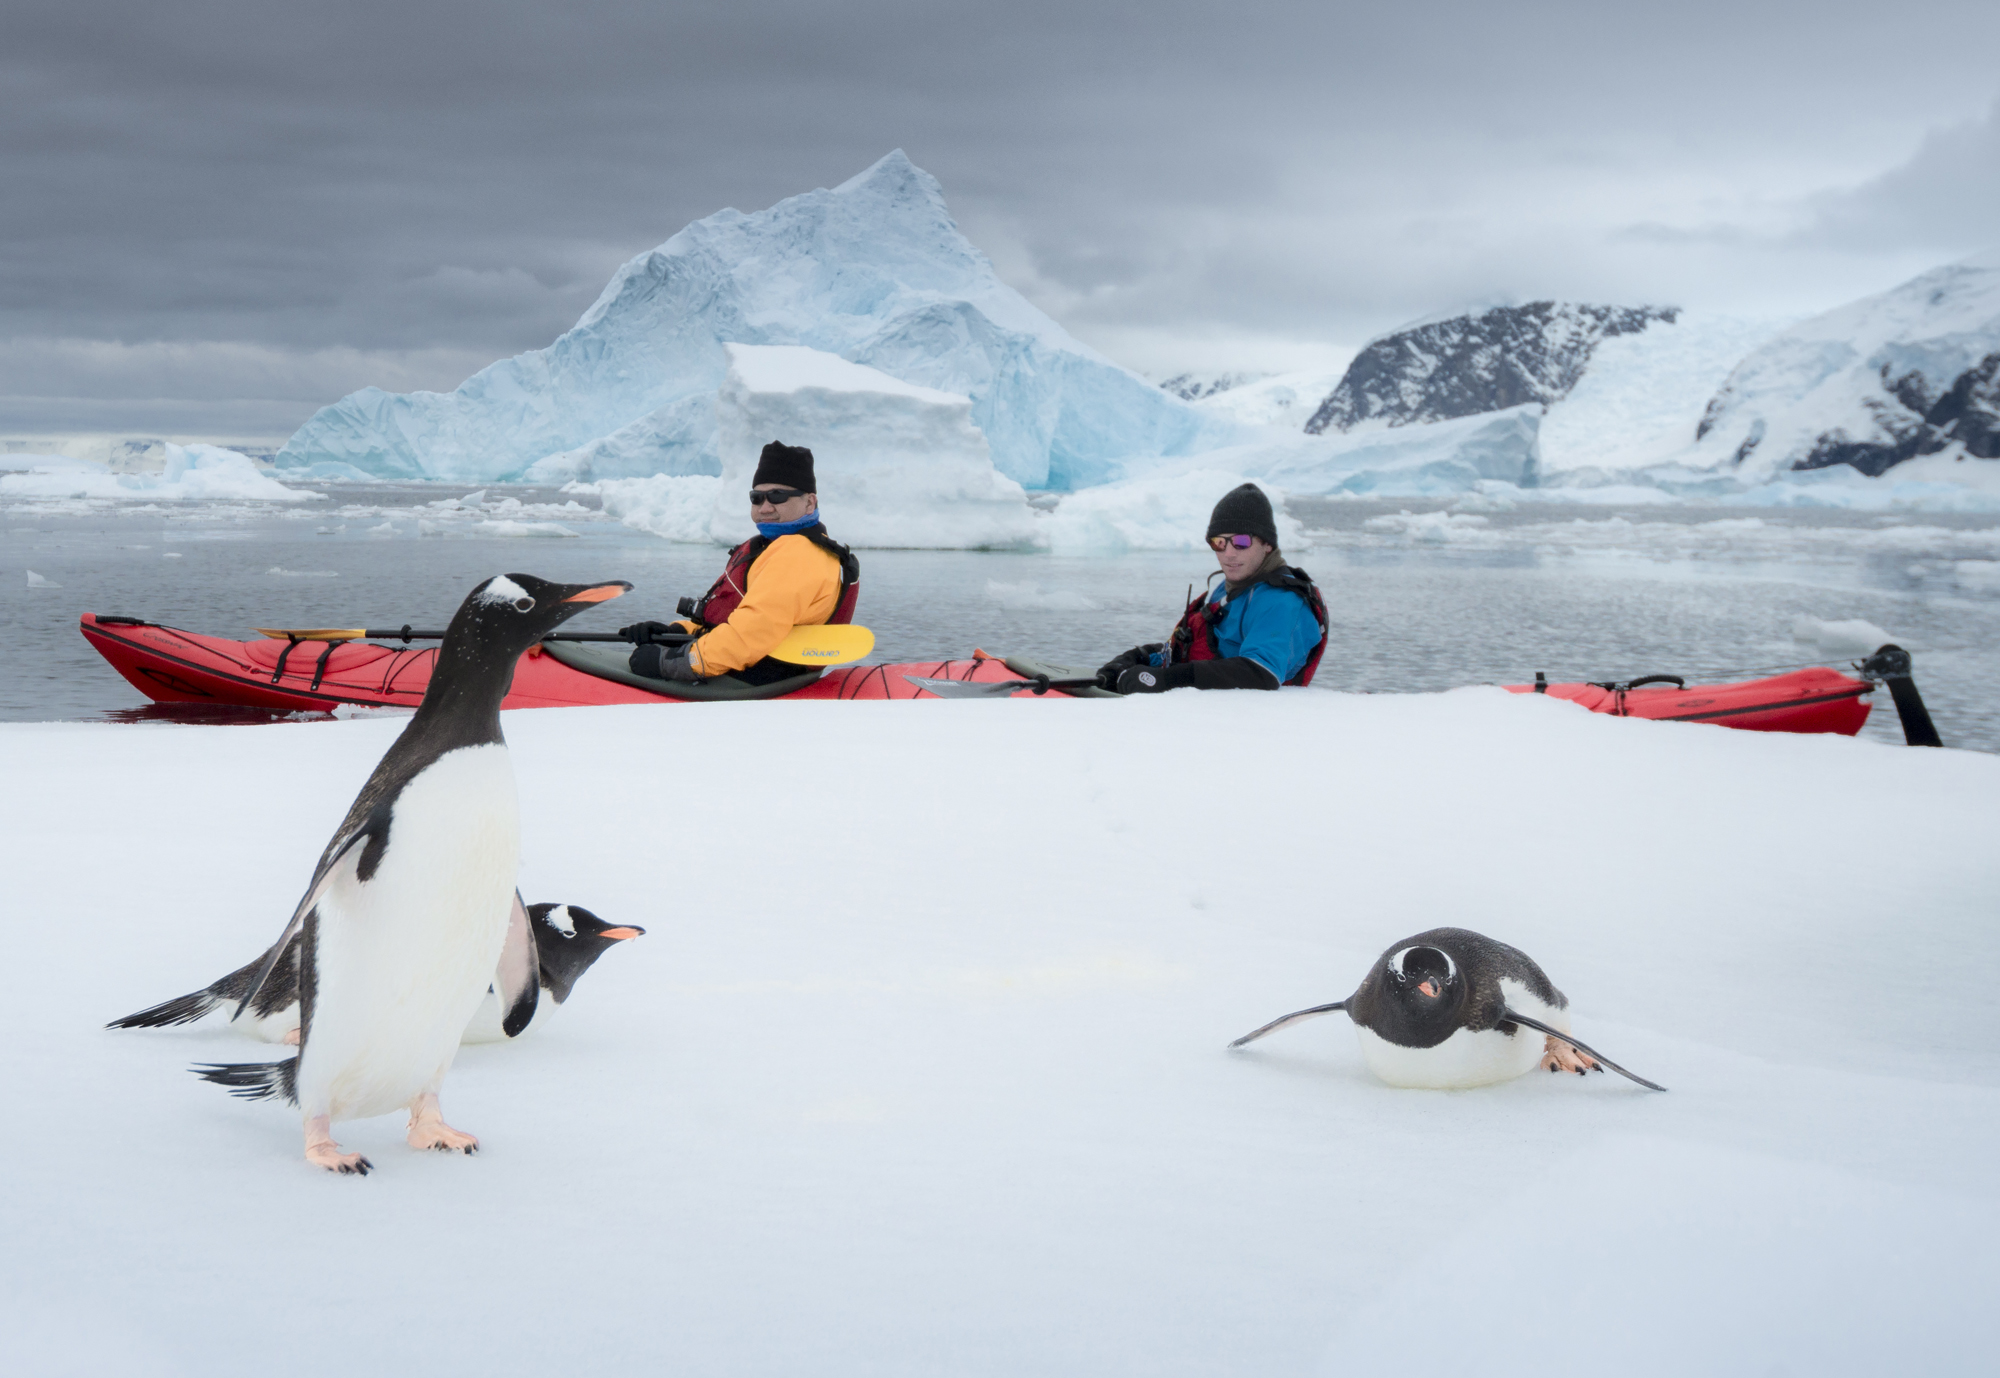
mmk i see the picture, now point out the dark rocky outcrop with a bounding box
[1305,302,1678,435]
[1792,352,2000,476]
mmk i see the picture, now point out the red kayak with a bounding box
[78,613,1073,710]
[1501,668,1873,735]
[78,612,1890,737]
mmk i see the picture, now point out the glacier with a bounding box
[278,152,1240,491]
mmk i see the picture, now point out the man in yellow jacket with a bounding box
[622,442,859,686]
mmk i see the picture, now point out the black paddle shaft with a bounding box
[356,627,686,645]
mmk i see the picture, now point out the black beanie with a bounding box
[753,441,816,493]
[1206,482,1279,548]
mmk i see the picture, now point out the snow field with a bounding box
[2,690,1996,1374]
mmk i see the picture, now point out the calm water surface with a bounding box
[5,484,1997,752]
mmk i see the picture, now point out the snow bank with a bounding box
[1185,407,1543,498]
[0,443,317,503]
[279,152,1238,489]
[2,690,1994,1373]
[1035,470,1306,554]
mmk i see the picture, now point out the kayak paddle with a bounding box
[903,672,1102,699]
[254,622,877,667]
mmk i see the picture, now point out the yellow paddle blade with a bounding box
[770,623,874,666]
[253,627,368,641]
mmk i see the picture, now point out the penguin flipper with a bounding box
[107,988,222,1030]
[234,814,382,1020]
[1229,1002,1347,1049]
[495,890,539,1038]
[191,1057,300,1105]
[1500,1009,1667,1092]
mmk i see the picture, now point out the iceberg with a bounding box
[279,152,1240,491]
[597,344,1037,549]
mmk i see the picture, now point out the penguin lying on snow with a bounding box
[182,572,631,1174]
[1230,927,1665,1091]
[108,901,643,1045]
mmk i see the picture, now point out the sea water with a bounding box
[4,485,1997,753]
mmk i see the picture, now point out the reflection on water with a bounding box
[4,485,1997,753]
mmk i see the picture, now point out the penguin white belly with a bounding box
[1355,980,1570,1089]
[299,744,520,1121]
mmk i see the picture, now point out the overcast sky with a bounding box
[5,0,1998,439]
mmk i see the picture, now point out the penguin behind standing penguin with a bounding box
[1230,927,1665,1091]
[189,572,631,1174]
[108,900,644,1045]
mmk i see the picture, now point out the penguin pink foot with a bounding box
[283,1028,301,1047]
[1541,1035,1600,1076]
[304,1115,372,1175]
[406,1092,478,1154]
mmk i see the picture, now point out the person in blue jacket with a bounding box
[1097,483,1329,693]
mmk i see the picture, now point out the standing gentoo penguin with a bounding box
[107,899,643,1046]
[191,572,631,1173]
[1229,927,1665,1091]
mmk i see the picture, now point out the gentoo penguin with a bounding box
[107,900,643,1046]
[1229,927,1665,1091]
[189,572,631,1173]
[462,903,644,1042]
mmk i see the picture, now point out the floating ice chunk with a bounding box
[266,566,338,578]
[25,570,60,588]
[417,520,445,537]
[162,552,182,559]
[366,521,397,536]
[985,580,1100,612]
[1363,510,1495,544]
[1791,616,1893,655]
[473,520,580,538]
[1955,559,2000,586]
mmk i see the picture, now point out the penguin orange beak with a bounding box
[598,927,644,940]
[564,584,630,604]
[1417,980,1439,998]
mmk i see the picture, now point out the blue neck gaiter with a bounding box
[756,510,823,538]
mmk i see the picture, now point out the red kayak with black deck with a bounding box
[78,612,1928,740]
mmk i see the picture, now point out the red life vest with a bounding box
[686,525,860,630]
[1167,565,1329,686]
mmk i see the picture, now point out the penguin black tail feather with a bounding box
[107,989,222,1030]
[191,1058,299,1106]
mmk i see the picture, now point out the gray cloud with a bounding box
[5,0,2000,433]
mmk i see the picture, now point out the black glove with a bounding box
[629,641,700,682]
[1115,663,1180,694]
[618,620,677,644]
[1095,643,1163,690]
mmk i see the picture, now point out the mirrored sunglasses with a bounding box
[749,488,805,506]
[1207,533,1257,551]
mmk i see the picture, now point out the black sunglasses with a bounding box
[749,488,806,506]
[1207,533,1258,551]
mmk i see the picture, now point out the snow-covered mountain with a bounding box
[1688,253,2000,479]
[1304,302,1680,434]
[277,152,1238,490]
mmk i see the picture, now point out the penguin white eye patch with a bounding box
[1388,946,1457,982]
[479,575,533,609]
